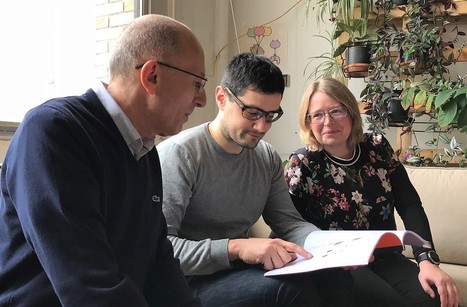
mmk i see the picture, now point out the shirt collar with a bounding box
[92,81,155,160]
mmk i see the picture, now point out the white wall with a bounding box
[171,0,467,159]
[168,0,332,159]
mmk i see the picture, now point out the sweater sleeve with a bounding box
[390,164,435,257]
[158,140,232,276]
[375,134,436,257]
[261,148,319,245]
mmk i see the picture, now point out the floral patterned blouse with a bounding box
[284,133,435,255]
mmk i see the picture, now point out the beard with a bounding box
[220,125,262,150]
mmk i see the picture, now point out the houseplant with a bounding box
[363,0,467,134]
[333,17,374,77]
[306,0,467,134]
[304,30,345,80]
[307,0,375,78]
[360,0,410,132]
[401,134,467,167]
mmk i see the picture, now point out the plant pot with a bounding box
[343,45,371,78]
[399,49,429,75]
[400,61,428,75]
[388,97,411,127]
[392,0,408,5]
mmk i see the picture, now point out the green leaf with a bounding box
[401,87,415,110]
[434,89,455,108]
[425,93,435,113]
[333,44,348,57]
[437,99,458,127]
[413,90,427,109]
[438,134,451,144]
[406,156,422,163]
[453,87,467,98]
[458,105,467,130]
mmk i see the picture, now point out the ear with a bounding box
[215,86,228,110]
[139,60,157,95]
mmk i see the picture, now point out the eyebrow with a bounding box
[310,106,344,113]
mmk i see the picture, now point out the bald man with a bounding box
[0,14,206,306]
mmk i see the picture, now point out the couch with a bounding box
[249,165,467,306]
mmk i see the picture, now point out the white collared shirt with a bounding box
[92,81,155,160]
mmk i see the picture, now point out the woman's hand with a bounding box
[418,261,460,307]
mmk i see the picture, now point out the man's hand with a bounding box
[228,238,312,270]
[418,261,460,307]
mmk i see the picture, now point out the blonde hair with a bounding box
[298,78,363,150]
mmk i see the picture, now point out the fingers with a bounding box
[257,238,313,270]
[262,255,274,271]
[436,280,460,307]
[280,240,312,259]
[418,264,461,307]
[420,279,436,299]
[288,251,298,262]
[261,250,294,270]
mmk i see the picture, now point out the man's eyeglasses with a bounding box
[306,106,348,124]
[135,61,207,93]
[224,88,283,123]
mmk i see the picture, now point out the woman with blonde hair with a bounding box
[285,78,460,307]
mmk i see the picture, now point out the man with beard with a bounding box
[157,53,355,307]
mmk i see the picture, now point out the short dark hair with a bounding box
[220,53,284,97]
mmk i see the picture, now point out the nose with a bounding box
[322,112,335,124]
[253,116,272,133]
[194,89,207,108]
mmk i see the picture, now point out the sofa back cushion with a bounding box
[396,166,467,266]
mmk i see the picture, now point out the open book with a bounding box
[264,230,431,276]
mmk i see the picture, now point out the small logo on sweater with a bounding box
[152,195,161,203]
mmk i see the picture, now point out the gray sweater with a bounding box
[157,123,318,276]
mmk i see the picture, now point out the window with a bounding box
[1,1,96,123]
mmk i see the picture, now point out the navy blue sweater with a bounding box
[0,89,198,306]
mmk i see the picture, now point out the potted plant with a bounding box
[307,0,375,78]
[360,0,410,132]
[304,30,345,80]
[363,0,467,134]
[401,134,467,167]
[333,18,374,78]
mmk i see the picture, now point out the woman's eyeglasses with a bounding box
[306,106,348,124]
[224,87,283,123]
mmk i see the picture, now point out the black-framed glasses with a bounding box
[135,61,207,93]
[306,106,348,124]
[224,87,283,123]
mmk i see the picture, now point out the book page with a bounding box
[264,230,431,276]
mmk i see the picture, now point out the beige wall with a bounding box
[0,140,9,163]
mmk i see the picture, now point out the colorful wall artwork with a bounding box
[242,22,287,67]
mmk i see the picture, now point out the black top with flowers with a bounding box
[285,133,435,257]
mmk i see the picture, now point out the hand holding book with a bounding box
[264,230,431,276]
